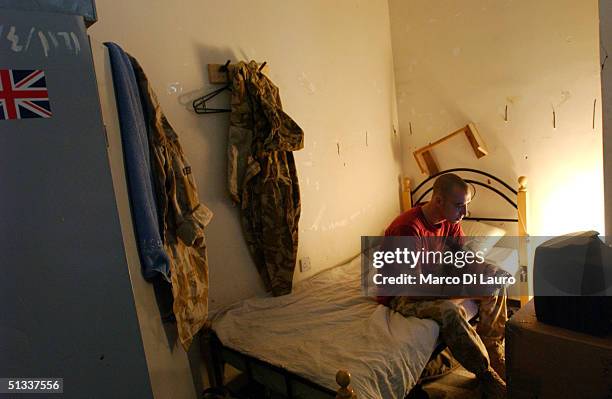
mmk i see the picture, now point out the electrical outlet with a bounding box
[300,257,311,272]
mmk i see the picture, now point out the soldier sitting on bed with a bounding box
[377,173,508,399]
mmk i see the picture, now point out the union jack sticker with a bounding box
[0,69,52,120]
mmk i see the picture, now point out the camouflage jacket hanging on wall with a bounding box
[228,61,304,296]
[131,57,213,350]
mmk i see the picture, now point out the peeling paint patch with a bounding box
[506,96,520,104]
[298,72,316,95]
[309,205,327,231]
[322,219,349,231]
[558,90,571,107]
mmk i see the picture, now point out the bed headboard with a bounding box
[402,168,530,306]
[401,168,527,234]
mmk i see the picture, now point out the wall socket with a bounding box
[299,257,311,272]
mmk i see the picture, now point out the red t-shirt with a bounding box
[376,206,464,306]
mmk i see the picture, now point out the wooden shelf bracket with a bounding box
[413,123,488,175]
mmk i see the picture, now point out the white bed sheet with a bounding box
[211,247,518,398]
[212,255,439,399]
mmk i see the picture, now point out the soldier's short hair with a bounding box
[432,173,469,200]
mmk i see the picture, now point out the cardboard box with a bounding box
[506,300,612,399]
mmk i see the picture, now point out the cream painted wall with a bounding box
[389,0,604,236]
[89,0,401,311]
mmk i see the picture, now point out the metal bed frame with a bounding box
[201,168,528,399]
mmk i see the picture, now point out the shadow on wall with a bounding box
[182,43,237,208]
[179,45,236,113]
[402,70,519,200]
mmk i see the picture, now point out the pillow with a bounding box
[460,220,506,255]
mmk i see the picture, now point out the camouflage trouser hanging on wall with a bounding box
[228,61,304,296]
[390,289,507,377]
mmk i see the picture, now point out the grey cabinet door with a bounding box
[0,9,152,399]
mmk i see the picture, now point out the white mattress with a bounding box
[211,247,518,398]
[212,255,439,399]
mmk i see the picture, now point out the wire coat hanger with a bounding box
[192,60,231,114]
[192,60,268,114]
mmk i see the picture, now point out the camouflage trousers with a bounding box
[390,289,507,376]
